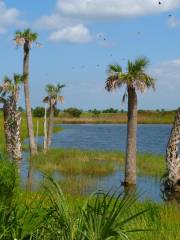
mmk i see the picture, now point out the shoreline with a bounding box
[55,119,172,125]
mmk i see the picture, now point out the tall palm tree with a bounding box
[14,29,39,156]
[43,84,65,150]
[105,57,155,186]
[0,74,24,160]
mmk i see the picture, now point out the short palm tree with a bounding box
[14,29,39,156]
[43,84,65,150]
[0,74,24,160]
[105,57,155,185]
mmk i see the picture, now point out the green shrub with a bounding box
[91,108,101,117]
[64,108,82,118]
[33,107,60,118]
[102,108,118,113]
[33,107,45,118]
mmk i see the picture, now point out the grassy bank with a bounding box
[56,111,175,124]
[0,116,62,151]
[32,149,165,178]
[0,157,179,240]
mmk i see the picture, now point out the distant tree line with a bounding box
[31,106,177,118]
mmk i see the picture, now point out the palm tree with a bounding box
[105,57,155,186]
[14,29,40,156]
[0,74,24,160]
[43,84,65,150]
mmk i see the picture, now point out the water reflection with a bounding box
[22,124,174,202]
[26,160,33,191]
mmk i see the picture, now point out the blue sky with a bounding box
[0,0,180,110]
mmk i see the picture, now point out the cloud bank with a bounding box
[36,0,180,43]
[0,1,25,33]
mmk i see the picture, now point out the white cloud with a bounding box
[35,0,180,44]
[150,58,180,89]
[35,14,77,30]
[0,1,25,33]
[49,24,92,43]
[57,0,180,19]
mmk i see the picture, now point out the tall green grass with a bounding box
[0,157,179,240]
[32,149,165,178]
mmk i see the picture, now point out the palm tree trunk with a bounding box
[166,108,180,192]
[23,41,37,156]
[124,87,137,186]
[47,104,54,149]
[11,111,22,160]
[3,102,13,158]
[44,104,48,151]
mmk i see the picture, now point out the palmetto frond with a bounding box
[0,74,24,99]
[108,64,122,76]
[105,57,155,94]
[57,84,66,92]
[44,83,65,107]
[105,64,124,91]
[13,74,25,85]
[105,75,123,92]
[57,96,64,104]
[43,96,49,103]
[0,96,6,104]
[14,29,38,46]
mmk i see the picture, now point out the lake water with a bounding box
[37,124,172,155]
[22,124,173,202]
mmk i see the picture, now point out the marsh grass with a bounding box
[0,157,179,240]
[57,111,175,124]
[57,175,96,196]
[32,149,165,178]
[32,149,117,176]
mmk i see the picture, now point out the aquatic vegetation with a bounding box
[32,148,165,178]
[0,158,179,239]
[32,149,116,176]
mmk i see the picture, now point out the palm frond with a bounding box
[0,96,6,104]
[134,57,149,70]
[108,64,122,76]
[106,57,155,94]
[14,29,38,45]
[13,74,24,85]
[57,84,65,91]
[57,96,64,104]
[43,96,50,103]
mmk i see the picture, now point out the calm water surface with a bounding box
[39,124,171,154]
[23,124,172,202]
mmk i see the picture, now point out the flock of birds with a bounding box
[69,0,174,71]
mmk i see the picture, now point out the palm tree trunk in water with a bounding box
[47,104,54,149]
[44,104,48,151]
[23,41,37,156]
[124,87,137,186]
[166,108,180,192]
